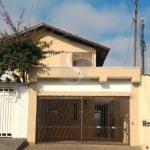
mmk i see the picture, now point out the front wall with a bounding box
[139,76,150,147]
[129,83,140,146]
[0,85,29,138]
[27,70,141,145]
[13,85,29,138]
[27,83,37,143]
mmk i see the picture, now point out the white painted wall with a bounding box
[37,81,131,93]
[12,85,29,138]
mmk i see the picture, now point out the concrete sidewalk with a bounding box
[0,138,142,150]
[0,138,28,150]
[24,143,141,150]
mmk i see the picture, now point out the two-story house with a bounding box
[24,23,141,146]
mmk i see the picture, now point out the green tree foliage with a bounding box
[0,0,59,83]
[0,32,48,83]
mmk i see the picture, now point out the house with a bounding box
[1,23,150,148]
[25,23,141,146]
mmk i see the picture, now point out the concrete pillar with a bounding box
[130,83,139,146]
[27,82,37,143]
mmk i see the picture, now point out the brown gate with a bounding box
[36,96,129,144]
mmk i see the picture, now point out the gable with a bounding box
[39,31,95,53]
[37,31,95,67]
[21,23,110,66]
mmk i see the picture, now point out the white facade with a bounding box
[0,84,28,138]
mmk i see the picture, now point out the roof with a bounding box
[21,23,110,65]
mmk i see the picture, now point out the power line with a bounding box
[126,0,134,18]
[138,0,143,17]
[109,23,133,49]
[123,23,134,66]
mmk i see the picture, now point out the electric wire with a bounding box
[137,0,145,67]
[123,23,134,66]
[127,0,134,18]
[122,0,143,67]
[109,22,133,49]
[108,0,134,49]
[138,0,144,17]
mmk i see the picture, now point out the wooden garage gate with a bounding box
[36,96,129,144]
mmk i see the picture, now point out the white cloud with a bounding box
[0,0,150,68]
[102,36,135,66]
[0,0,57,30]
[50,1,131,37]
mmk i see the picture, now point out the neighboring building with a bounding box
[1,23,150,148]
[139,75,150,148]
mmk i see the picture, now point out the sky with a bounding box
[0,0,150,71]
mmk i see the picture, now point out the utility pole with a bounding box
[133,0,138,66]
[140,18,146,74]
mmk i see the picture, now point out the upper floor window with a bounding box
[72,53,92,67]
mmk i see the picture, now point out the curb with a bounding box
[16,139,29,150]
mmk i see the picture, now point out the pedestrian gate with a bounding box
[36,96,129,144]
[0,87,15,137]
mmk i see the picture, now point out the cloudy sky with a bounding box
[0,0,150,70]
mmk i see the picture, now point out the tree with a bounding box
[0,0,58,83]
[0,32,48,83]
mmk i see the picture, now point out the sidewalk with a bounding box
[0,138,28,150]
[0,138,142,150]
[24,143,141,150]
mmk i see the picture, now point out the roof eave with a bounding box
[19,22,110,65]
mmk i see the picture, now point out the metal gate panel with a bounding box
[0,88,15,137]
[36,96,81,142]
[82,97,129,143]
[36,96,129,144]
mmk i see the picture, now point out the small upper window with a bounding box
[72,53,92,67]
